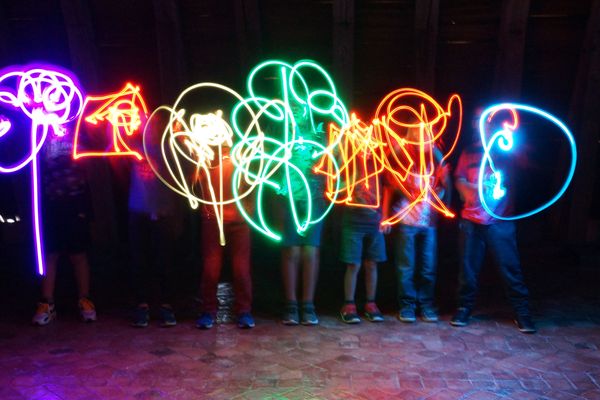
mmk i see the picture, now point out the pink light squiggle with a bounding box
[0,65,83,275]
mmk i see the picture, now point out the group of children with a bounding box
[30,108,537,335]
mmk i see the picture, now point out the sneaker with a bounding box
[282,302,299,326]
[159,306,177,327]
[340,303,361,324]
[32,302,56,326]
[132,305,149,328]
[420,306,439,322]
[514,315,537,334]
[237,312,255,329]
[364,302,384,322]
[398,306,416,323]
[301,303,319,326]
[450,307,470,327]
[78,298,97,322]
[196,312,215,329]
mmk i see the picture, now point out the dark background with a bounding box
[0,0,598,320]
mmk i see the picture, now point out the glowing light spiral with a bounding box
[373,88,461,226]
[478,103,577,220]
[0,65,83,275]
[73,82,148,160]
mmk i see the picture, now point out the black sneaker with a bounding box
[301,303,319,326]
[159,305,177,327]
[340,303,361,324]
[282,302,299,326]
[132,305,149,328]
[450,307,470,327]
[514,315,537,334]
[398,306,416,323]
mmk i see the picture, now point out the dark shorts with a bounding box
[340,220,387,265]
[281,198,325,247]
[43,199,91,254]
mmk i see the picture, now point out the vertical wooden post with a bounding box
[60,0,99,91]
[492,0,531,99]
[234,0,262,72]
[566,0,600,244]
[414,0,439,92]
[333,0,355,104]
[152,0,187,103]
[60,0,117,253]
[0,2,9,62]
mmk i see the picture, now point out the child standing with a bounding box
[32,133,96,325]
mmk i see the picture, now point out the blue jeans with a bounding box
[458,219,530,316]
[394,224,437,309]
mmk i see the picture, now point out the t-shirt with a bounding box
[279,122,325,201]
[454,142,512,225]
[42,136,88,202]
[128,160,177,216]
[389,147,447,227]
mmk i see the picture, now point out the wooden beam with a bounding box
[492,0,531,99]
[234,0,262,72]
[60,0,118,252]
[0,2,9,62]
[333,0,355,104]
[60,0,99,91]
[152,0,187,103]
[414,0,439,92]
[566,0,600,244]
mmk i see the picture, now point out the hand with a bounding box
[379,222,392,234]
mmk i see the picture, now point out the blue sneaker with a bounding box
[196,312,214,329]
[159,306,177,327]
[132,305,149,328]
[237,312,255,329]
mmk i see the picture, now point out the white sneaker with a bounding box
[78,298,97,322]
[32,302,56,326]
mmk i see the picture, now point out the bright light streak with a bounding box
[478,103,577,220]
[372,88,461,226]
[0,65,83,275]
[73,83,147,160]
[233,59,347,240]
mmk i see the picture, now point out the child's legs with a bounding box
[395,224,418,309]
[156,217,176,306]
[416,227,437,308]
[200,221,224,314]
[362,226,386,302]
[282,246,301,302]
[129,213,152,306]
[301,246,319,303]
[340,222,364,302]
[69,252,91,299]
[228,223,252,314]
[344,263,361,302]
[41,253,60,302]
[363,259,378,301]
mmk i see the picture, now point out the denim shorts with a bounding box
[340,220,387,265]
[281,198,325,247]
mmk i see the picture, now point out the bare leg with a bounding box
[301,246,319,302]
[364,259,378,301]
[343,263,360,302]
[41,253,60,302]
[282,246,301,301]
[69,252,91,299]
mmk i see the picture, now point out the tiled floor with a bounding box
[1,299,599,400]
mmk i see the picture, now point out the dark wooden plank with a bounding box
[59,0,99,90]
[566,0,600,243]
[493,0,531,99]
[415,0,439,92]
[333,0,355,104]
[152,0,187,103]
[60,0,118,253]
[234,0,261,71]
